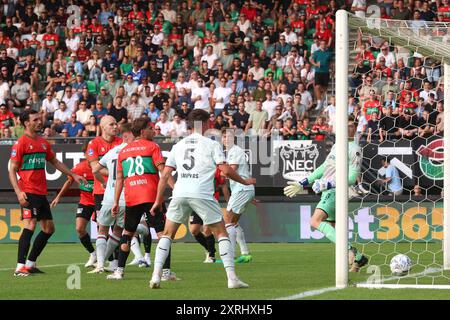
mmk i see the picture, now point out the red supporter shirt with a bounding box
[240,7,257,21]
[85,136,123,195]
[438,6,450,22]
[128,11,144,24]
[117,139,165,207]
[76,48,91,62]
[312,124,328,141]
[88,24,103,36]
[0,110,14,129]
[363,100,381,120]
[157,80,175,92]
[291,20,306,33]
[10,134,55,195]
[42,33,59,50]
[316,29,332,42]
[399,89,419,103]
[70,160,95,206]
[399,101,417,114]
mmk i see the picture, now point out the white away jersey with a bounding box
[99,143,126,206]
[226,144,254,193]
[166,133,226,200]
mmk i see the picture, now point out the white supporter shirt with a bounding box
[169,120,187,137]
[62,94,79,113]
[42,98,59,113]
[99,143,126,207]
[213,86,232,111]
[192,87,210,110]
[166,133,226,200]
[155,120,171,136]
[352,0,367,19]
[201,53,218,70]
[262,99,278,119]
[226,144,254,193]
[53,108,72,123]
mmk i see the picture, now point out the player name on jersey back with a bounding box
[118,139,164,207]
[166,133,226,200]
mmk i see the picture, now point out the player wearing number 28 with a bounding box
[107,118,167,280]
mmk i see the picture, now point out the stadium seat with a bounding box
[86,80,98,94]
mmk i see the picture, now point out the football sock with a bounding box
[205,234,216,258]
[194,232,208,251]
[218,237,237,281]
[153,236,172,279]
[17,228,34,264]
[235,224,249,255]
[317,222,363,261]
[118,234,132,269]
[95,235,107,268]
[225,224,237,258]
[79,233,95,254]
[130,236,143,260]
[114,246,120,260]
[27,231,52,262]
[105,234,120,262]
[163,247,171,269]
[317,222,336,243]
[143,233,152,254]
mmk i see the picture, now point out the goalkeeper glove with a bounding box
[284,179,309,198]
[312,178,334,194]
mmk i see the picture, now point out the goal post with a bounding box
[335,9,450,289]
[335,10,349,289]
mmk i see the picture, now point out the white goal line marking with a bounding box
[274,267,445,300]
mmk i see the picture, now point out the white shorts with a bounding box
[166,197,223,226]
[226,190,255,214]
[97,204,126,228]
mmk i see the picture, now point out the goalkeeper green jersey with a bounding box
[307,140,362,187]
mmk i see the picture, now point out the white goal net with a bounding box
[335,10,450,289]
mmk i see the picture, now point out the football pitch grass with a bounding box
[1,243,449,300]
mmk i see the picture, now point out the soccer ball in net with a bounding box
[390,254,412,276]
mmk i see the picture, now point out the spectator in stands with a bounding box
[377,158,403,196]
[245,99,268,136]
[84,115,99,137]
[311,116,329,141]
[53,101,72,130]
[155,111,171,136]
[63,112,84,137]
[0,103,14,129]
[310,40,332,110]
[76,100,94,125]
[168,114,187,138]
[366,112,381,143]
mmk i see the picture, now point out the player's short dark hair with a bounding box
[81,141,89,153]
[20,109,38,125]
[131,118,150,137]
[120,122,132,133]
[187,109,209,129]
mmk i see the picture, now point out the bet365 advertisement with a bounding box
[0,201,443,243]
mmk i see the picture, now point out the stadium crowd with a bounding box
[0,0,447,144]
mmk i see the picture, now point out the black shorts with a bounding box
[190,212,204,225]
[315,72,330,87]
[76,204,95,221]
[125,203,166,233]
[21,193,52,221]
[93,194,104,222]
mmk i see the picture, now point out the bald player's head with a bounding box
[100,115,118,138]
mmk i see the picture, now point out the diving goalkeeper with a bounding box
[284,117,368,272]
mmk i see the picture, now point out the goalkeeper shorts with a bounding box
[316,190,336,222]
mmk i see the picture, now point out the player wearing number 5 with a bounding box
[149,109,256,289]
[9,110,86,276]
[107,119,173,280]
